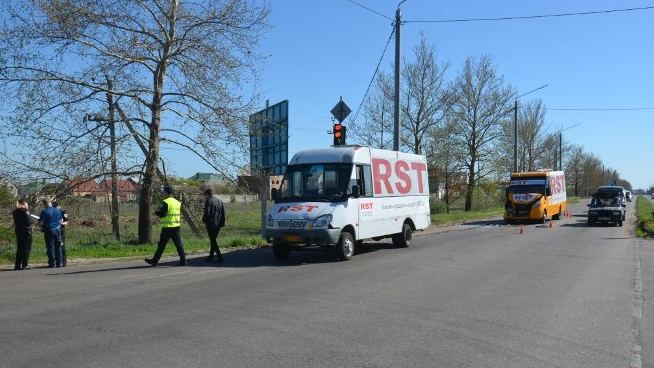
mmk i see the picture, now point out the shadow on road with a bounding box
[51,265,153,275]
[561,221,590,228]
[462,219,506,227]
[48,243,399,275]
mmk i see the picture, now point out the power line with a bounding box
[349,26,395,130]
[405,5,654,24]
[345,0,393,21]
[549,107,654,111]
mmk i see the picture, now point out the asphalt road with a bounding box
[0,199,646,368]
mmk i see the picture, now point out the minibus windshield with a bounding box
[276,164,352,202]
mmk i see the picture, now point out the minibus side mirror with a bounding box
[546,188,552,197]
[351,185,361,198]
[270,188,278,201]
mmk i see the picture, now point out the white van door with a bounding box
[355,164,378,239]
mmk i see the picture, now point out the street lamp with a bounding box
[557,123,581,171]
[513,84,549,172]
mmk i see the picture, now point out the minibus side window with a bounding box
[355,165,373,197]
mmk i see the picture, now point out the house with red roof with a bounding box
[66,178,101,199]
[98,178,139,203]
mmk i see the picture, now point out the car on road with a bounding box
[587,188,626,226]
[597,185,627,206]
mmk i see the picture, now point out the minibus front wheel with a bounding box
[272,241,291,260]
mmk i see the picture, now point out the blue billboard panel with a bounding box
[249,100,288,175]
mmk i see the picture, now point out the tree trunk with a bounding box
[106,78,120,241]
[445,173,450,214]
[137,71,166,243]
[465,161,475,211]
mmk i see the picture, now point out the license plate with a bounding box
[291,221,305,229]
[282,234,302,242]
[599,217,610,221]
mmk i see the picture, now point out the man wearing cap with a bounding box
[145,185,186,266]
[38,198,63,268]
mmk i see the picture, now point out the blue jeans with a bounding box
[44,228,63,266]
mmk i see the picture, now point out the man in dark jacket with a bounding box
[12,199,33,270]
[53,202,69,267]
[202,188,225,263]
[39,198,63,268]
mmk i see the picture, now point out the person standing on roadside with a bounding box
[145,185,186,267]
[53,201,69,267]
[12,199,33,270]
[202,188,226,263]
[38,198,63,268]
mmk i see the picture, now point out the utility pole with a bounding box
[393,3,405,152]
[558,132,562,172]
[105,77,120,240]
[512,84,548,173]
[557,123,580,172]
[513,99,518,172]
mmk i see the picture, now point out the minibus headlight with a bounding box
[613,211,621,216]
[533,200,541,208]
[313,215,332,229]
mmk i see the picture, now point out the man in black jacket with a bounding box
[202,188,225,263]
[12,199,32,270]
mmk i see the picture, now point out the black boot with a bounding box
[178,259,187,266]
[145,258,157,267]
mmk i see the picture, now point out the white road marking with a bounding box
[632,240,643,368]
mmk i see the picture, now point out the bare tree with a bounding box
[426,121,465,213]
[358,73,394,149]
[450,55,515,211]
[565,145,585,197]
[401,34,453,154]
[0,0,271,243]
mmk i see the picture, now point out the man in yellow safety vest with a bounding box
[145,185,187,266]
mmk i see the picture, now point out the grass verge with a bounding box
[636,196,654,238]
[0,202,267,265]
[567,196,581,204]
[431,206,504,226]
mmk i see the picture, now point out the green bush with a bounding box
[0,225,15,245]
[0,186,15,208]
[429,195,447,214]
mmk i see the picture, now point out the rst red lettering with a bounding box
[290,205,303,211]
[305,205,318,212]
[395,160,411,194]
[411,162,427,193]
[372,158,393,195]
[360,203,373,210]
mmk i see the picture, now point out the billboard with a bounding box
[249,100,288,175]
